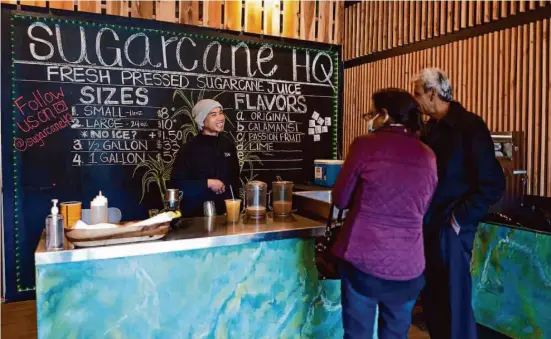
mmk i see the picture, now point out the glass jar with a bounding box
[272,181,294,216]
[245,181,267,219]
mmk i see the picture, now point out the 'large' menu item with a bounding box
[1,9,340,300]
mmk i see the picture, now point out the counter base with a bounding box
[36,238,343,338]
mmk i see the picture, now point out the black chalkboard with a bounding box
[1,6,341,301]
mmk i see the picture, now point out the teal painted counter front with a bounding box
[472,223,551,339]
[36,238,343,339]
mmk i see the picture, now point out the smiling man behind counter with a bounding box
[169,99,240,217]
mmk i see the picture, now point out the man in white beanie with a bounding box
[170,99,240,217]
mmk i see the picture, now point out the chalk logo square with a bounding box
[52,100,68,114]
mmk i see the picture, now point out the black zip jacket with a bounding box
[169,133,240,217]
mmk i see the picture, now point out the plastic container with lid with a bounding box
[314,160,345,187]
[90,191,108,225]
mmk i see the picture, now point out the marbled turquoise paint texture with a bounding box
[36,238,344,339]
[472,223,551,339]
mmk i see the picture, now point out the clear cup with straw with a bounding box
[225,185,241,223]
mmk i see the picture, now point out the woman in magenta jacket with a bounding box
[332,88,438,338]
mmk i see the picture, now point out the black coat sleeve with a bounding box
[169,143,208,198]
[453,118,506,226]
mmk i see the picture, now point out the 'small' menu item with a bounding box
[1,9,340,298]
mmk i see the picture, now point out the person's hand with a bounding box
[208,179,225,195]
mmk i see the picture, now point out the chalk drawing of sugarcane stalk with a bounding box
[133,155,174,204]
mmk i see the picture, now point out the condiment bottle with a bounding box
[45,199,64,251]
[90,191,108,225]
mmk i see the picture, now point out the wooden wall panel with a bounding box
[1,1,342,44]
[244,0,262,34]
[282,0,299,39]
[77,1,100,13]
[205,0,223,28]
[343,18,551,196]
[132,1,154,19]
[49,0,73,10]
[106,1,129,17]
[344,0,550,61]
[300,0,316,41]
[155,0,177,23]
[179,1,199,25]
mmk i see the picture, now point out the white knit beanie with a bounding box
[192,99,223,130]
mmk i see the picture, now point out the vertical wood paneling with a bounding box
[528,22,535,192]
[17,0,342,45]
[334,1,344,44]
[393,1,400,47]
[468,1,475,27]
[485,1,492,23]
[179,1,200,25]
[427,1,433,39]
[421,0,427,40]
[548,18,551,196]
[49,0,74,10]
[205,0,222,28]
[381,1,387,50]
[16,0,47,6]
[282,0,299,39]
[264,0,281,37]
[497,30,504,131]
[77,1,100,13]
[492,0,500,21]
[447,1,453,33]
[520,0,527,12]
[534,21,542,193]
[387,1,393,49]
[343,16,551,196]
[504,28,511,131]
[454,1,461,31]
[132,0,154,19]
[403,1,409,45]
[501,0,509,18]
[106,1,129,17]
[245,0,263,34]
[440,1,447,35]
[156,0,177,23]
[434,1,440,37]
[410,0,416,43]
[476,0,483,25]
[544,19,550,195]
[360,1,366,54]
[224,0,242,31]
[415,1,421,41]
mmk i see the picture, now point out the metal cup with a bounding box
[165,189,183,211]
[203,201,216,217]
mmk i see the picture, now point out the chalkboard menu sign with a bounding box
[1,7,341,300]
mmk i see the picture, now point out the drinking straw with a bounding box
[229,185,235,200]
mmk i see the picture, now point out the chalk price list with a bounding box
[71,105,181,166]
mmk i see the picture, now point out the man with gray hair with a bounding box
[412,68,505,339]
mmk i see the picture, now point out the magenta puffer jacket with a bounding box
[331,126,438,281]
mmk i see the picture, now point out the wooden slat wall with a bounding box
[3,0,343,44]
[344,0,551,60]
[343,18,551,197]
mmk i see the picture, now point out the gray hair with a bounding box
[414,68,453,102]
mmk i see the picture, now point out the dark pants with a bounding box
[340,267,417,339]
[422,226,478,339]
